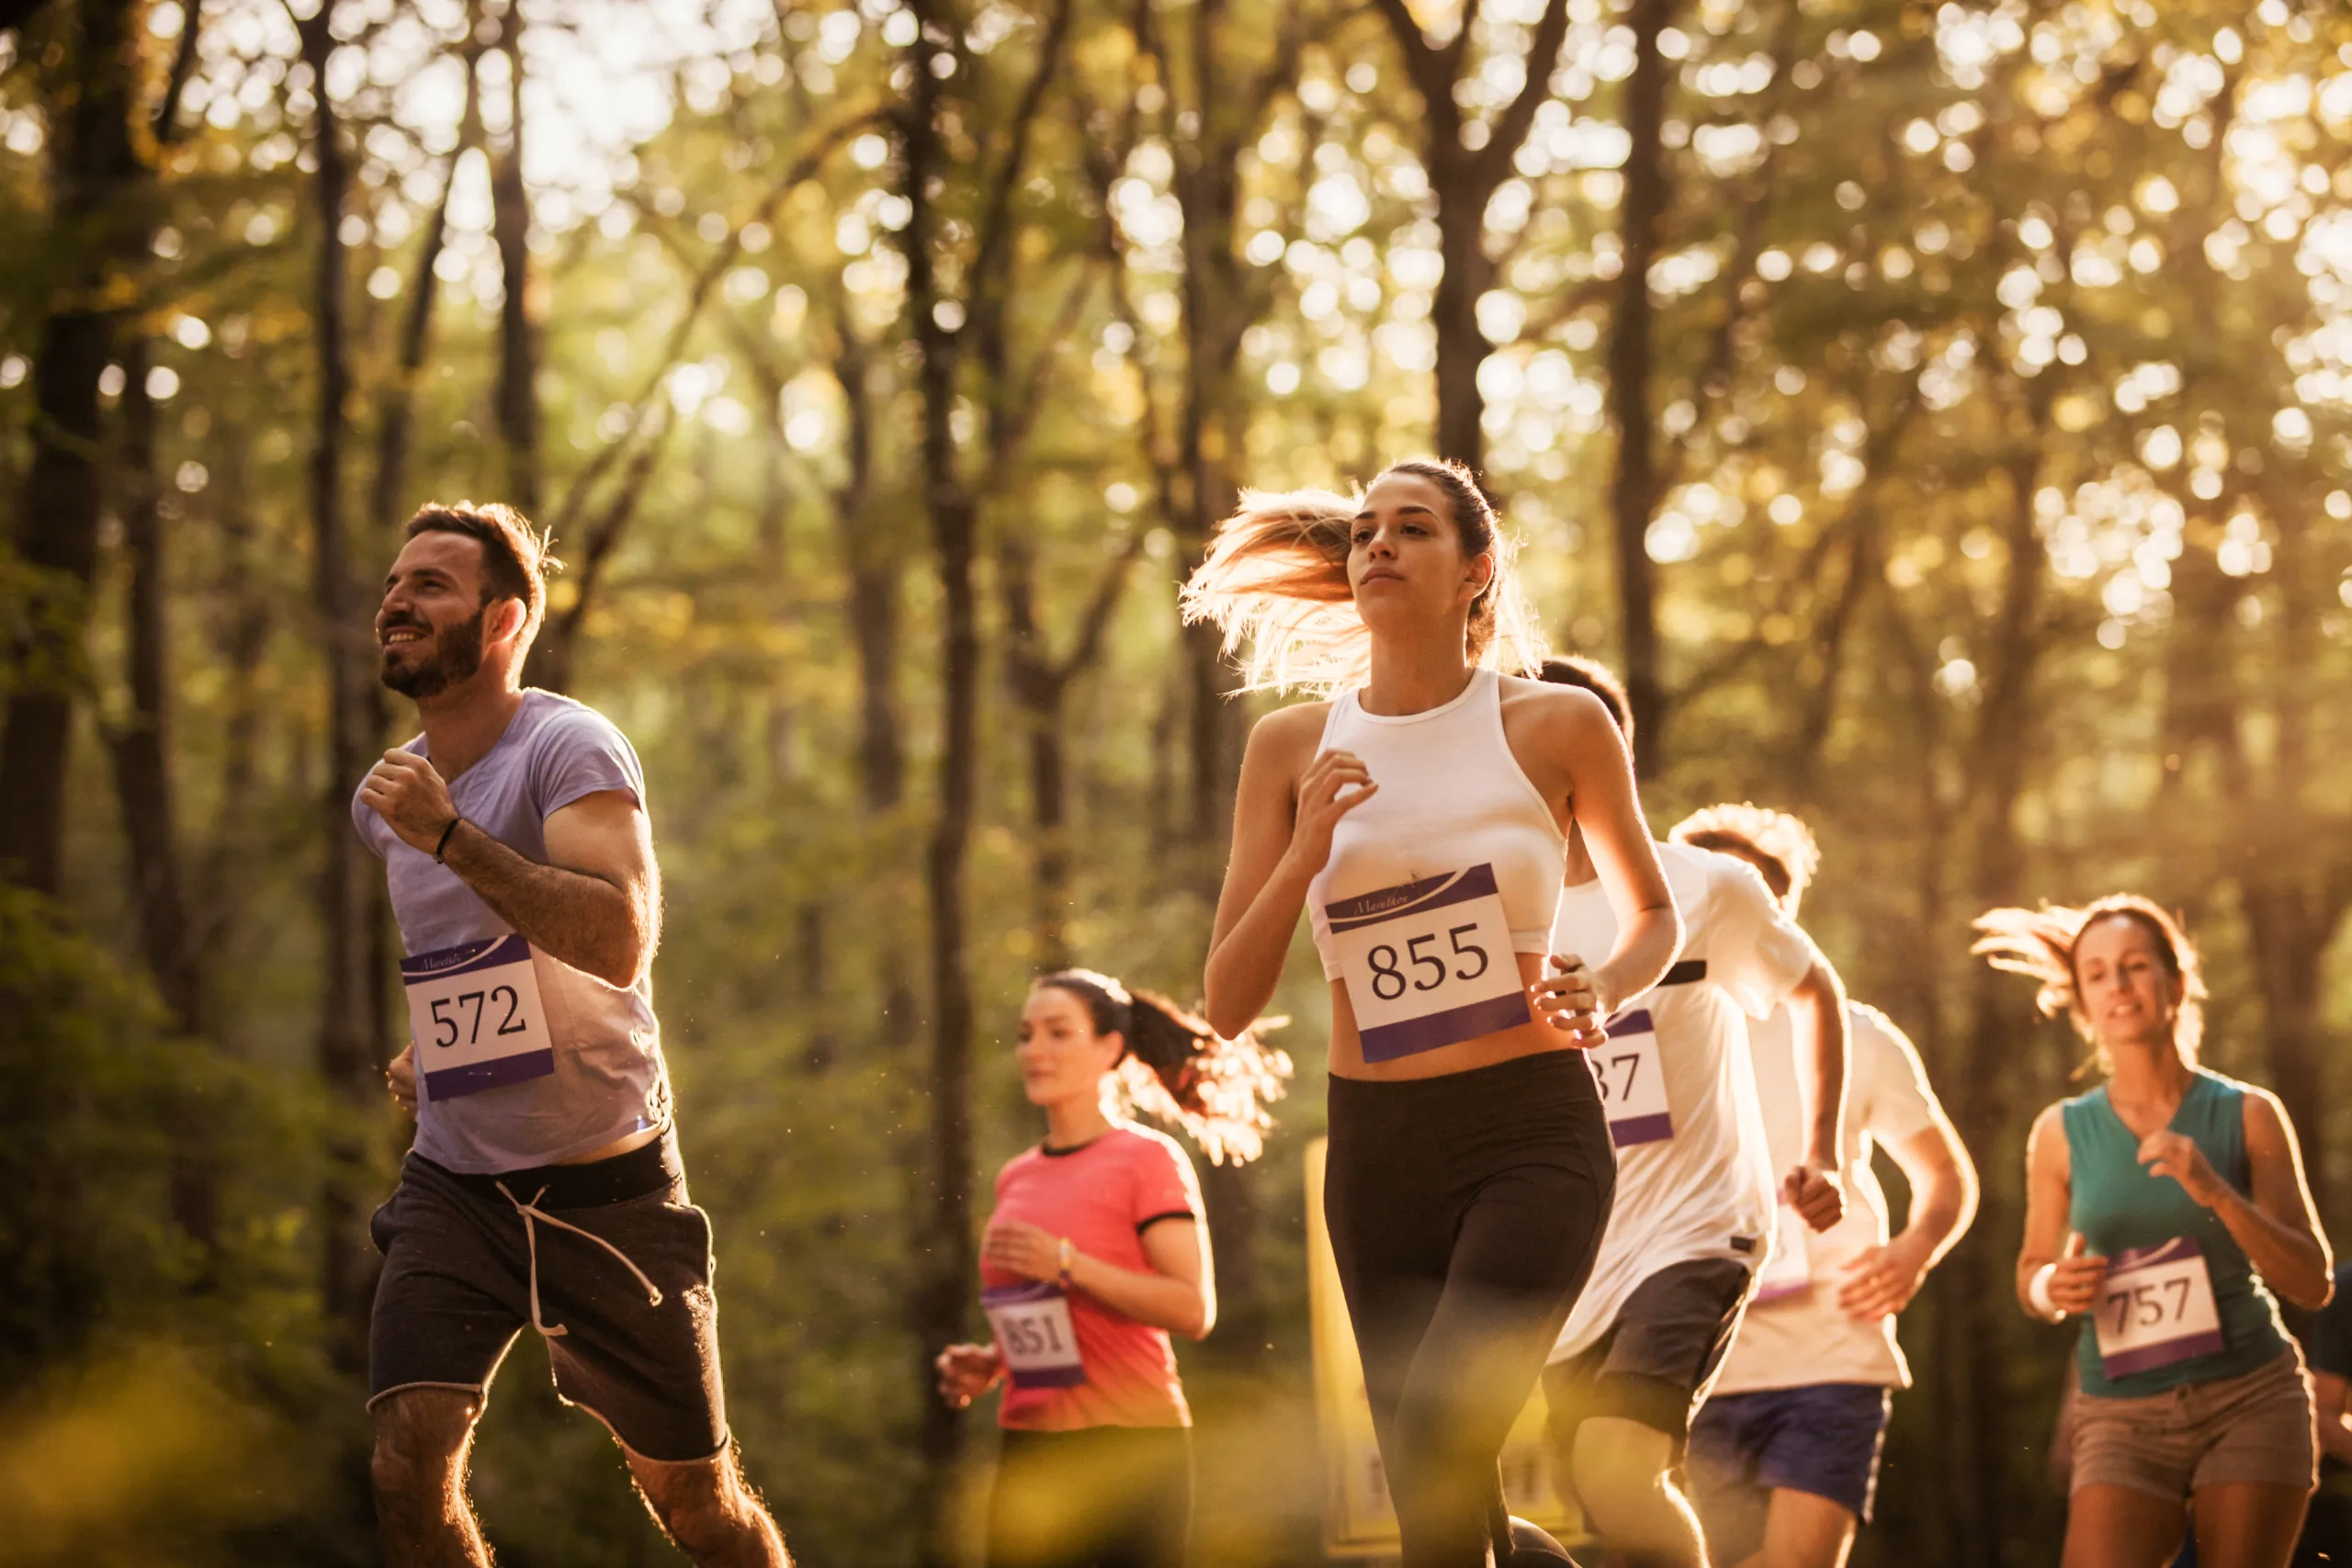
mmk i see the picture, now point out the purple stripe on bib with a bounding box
[1006,1363,1089,1389]
[1326,863,1503,933]
[425,1047,556,1099]
[1358,991,1534,1063]
[1609,1112,1674,1147]
[401,931,533,983]
[2109,1236,2202,1272]
[2101,1328,2226,1378]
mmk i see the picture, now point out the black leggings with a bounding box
[986,1426,1193,1568]
[1326,1052,1617,1568]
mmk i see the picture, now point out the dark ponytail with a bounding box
[1035,969,1292,1165]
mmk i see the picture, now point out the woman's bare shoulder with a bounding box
[1246,699,1333,757]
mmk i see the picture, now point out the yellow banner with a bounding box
[1305,1137,1589,1557]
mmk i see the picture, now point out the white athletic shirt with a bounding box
[1549,840,1816,1364]
[1712,1001,1941,1394]
[1306,667,1566,979]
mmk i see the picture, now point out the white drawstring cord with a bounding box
[497,1181,664,1338]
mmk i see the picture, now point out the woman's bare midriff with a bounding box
[1326,951,1586,1081]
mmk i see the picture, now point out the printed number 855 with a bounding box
[1367,924,1489,1000]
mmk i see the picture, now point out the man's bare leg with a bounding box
[372,1388,493,1568]
[1734,1488,1858,1568]
[627,1443,791,1568]
[1570,1416,1710,1568]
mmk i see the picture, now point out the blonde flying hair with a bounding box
[1970,895,2207,1073]
[1179,459,1549,696]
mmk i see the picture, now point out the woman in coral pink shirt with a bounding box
[936,969,1288,1568]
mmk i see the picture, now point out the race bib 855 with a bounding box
[1325,863,1532,1064]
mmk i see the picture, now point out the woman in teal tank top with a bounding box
[1980,895,2332,1568]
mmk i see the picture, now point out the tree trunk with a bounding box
[1373,0,1571,472]
[1606,0,1671,771]
[107,342,217,1258]
[300,9,388,1374]
[490,6,538,516]
[1429,181,1494,468]
[0,0,139,894]
[830,323,904,812]
[899,17,981,1556]
[371,53,472,540]
[1937,428,2051,1568]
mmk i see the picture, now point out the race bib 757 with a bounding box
[2094,1237,2223,1378]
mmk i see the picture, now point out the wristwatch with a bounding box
[1057,1236,1076,1287]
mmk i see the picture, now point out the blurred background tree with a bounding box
[4,0,2352,1562]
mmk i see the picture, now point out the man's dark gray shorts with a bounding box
[367,1129,729,1462]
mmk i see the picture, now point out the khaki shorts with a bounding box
[2070,1349,2316,1500]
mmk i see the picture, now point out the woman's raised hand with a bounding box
[1283,750,1377,875]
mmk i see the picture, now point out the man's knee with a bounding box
[631,1449,772,1555]
[1568,1416,1682,1529]
[370,1388,479,1506]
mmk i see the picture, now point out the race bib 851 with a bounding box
[983,1281,1087,1390]
[1325,863,1532,1064]
[401,933,556,1100]
[2094,1237,2223,1378]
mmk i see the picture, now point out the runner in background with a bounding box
[1670,804,1978,1568]
[935,970,1289,1568]
[359,503,788,1566]
[1532,659,1849,1568]
[1189,469,1681,1568]
[2292,1259,2352,1566]
[1988,896,2332,1568]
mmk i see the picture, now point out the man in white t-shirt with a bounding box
[1533,660,1849,1568]
[1672,805,1977,1568]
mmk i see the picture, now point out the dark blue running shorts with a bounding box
[1687,1382,1893,1525]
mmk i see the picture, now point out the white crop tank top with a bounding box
[1306,667,1568,980]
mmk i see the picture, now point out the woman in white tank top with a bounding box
[1188,458,1681,1568]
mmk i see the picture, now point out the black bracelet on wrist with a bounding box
[433,817,463,863]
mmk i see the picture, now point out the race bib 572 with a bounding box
[401,933,556,1100]
[1325,863,1532,1064]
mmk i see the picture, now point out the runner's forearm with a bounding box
[1785,962,1849,1168]
[440,821,652,987]
[1204,853,1316,1038]
[1893,1124,1978,1272]
[1066,1252,1214,1339]
[2207,1182,2330,1307]
[1590,902,1679,1018]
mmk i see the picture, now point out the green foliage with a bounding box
[8,0,2352,1562]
